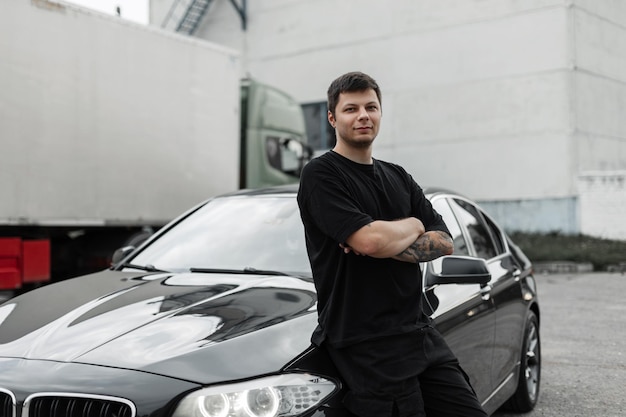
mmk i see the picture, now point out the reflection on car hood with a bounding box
[0,270,318,384]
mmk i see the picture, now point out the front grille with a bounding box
[24,395,134,417]
[0,390,15,417]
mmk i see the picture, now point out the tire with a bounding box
[505,310,541,412]
[0,290,15,303]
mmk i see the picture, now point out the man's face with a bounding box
[328,89,381,149]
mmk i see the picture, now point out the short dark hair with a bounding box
[327,71,382,116]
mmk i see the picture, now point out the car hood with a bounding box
[0,270,318,384]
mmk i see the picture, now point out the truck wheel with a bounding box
[505,310,541,412]
[0,290,15,303]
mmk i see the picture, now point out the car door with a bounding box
[426,196,496,402]
[479,210,528,390]
[447,197,531,397]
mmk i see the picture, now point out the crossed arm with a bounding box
[342,218,454,263]
[392,229,454,263]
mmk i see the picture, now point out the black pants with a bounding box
[325,327,488,417]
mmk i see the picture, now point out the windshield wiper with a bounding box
[120,263,168,273]
[189,267,288,276]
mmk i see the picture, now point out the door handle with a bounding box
[480,284,492,301]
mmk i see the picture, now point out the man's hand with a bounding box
[392,230,454,263]
[339,243,365,256]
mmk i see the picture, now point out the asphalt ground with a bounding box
[493,272,626,417]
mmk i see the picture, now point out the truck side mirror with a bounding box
[266,136,311,177]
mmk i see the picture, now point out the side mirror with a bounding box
[427,256,491,286]
[266,137,312,176]
[111,246,136,266]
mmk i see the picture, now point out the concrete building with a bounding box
[164,1,625,238]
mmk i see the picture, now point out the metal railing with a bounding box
[162,0,212,35]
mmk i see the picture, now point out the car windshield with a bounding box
[129,195,312,277]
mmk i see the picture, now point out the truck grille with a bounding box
[24,395,135,417]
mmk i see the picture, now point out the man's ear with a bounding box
[328,110,336,128]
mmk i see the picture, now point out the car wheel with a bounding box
[505,310,541,412]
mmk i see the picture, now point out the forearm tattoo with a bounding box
[397,231,453,262]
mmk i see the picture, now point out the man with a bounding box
[297,71,488,417]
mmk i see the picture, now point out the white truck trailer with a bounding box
[0,0,308,291]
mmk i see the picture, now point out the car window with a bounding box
[449,199,497,260]
[423,199,482,315]
[482,212,505,255]
[130,196,312,276]
[430,198,469,256]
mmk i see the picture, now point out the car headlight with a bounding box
[172,373,338,417]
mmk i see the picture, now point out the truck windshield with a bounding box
[128,195,312,278]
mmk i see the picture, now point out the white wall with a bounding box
[0,0,241,224]
[573,5,626,172]
[579,172,626,240]
[192,1,575,200]
[157,0,626,235]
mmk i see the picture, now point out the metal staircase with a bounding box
[162,0,213,35]
[162,0,247,36]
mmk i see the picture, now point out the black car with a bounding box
[0,186,540,417]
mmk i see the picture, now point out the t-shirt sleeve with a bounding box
[299,163,373,244]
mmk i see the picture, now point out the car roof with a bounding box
[218,184,465,200]
[219,184,300,197]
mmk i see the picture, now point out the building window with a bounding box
[302,102,335,153]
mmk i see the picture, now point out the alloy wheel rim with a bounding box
[524,321,540,402]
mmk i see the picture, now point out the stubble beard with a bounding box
[338,130,377,150]
[345,137,375,149]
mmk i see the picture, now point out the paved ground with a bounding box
[492,272,626,417]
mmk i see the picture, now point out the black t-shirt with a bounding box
[297,151,451,348]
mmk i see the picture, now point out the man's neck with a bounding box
[332,143,373,165]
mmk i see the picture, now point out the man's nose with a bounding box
[357,107,370,119]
